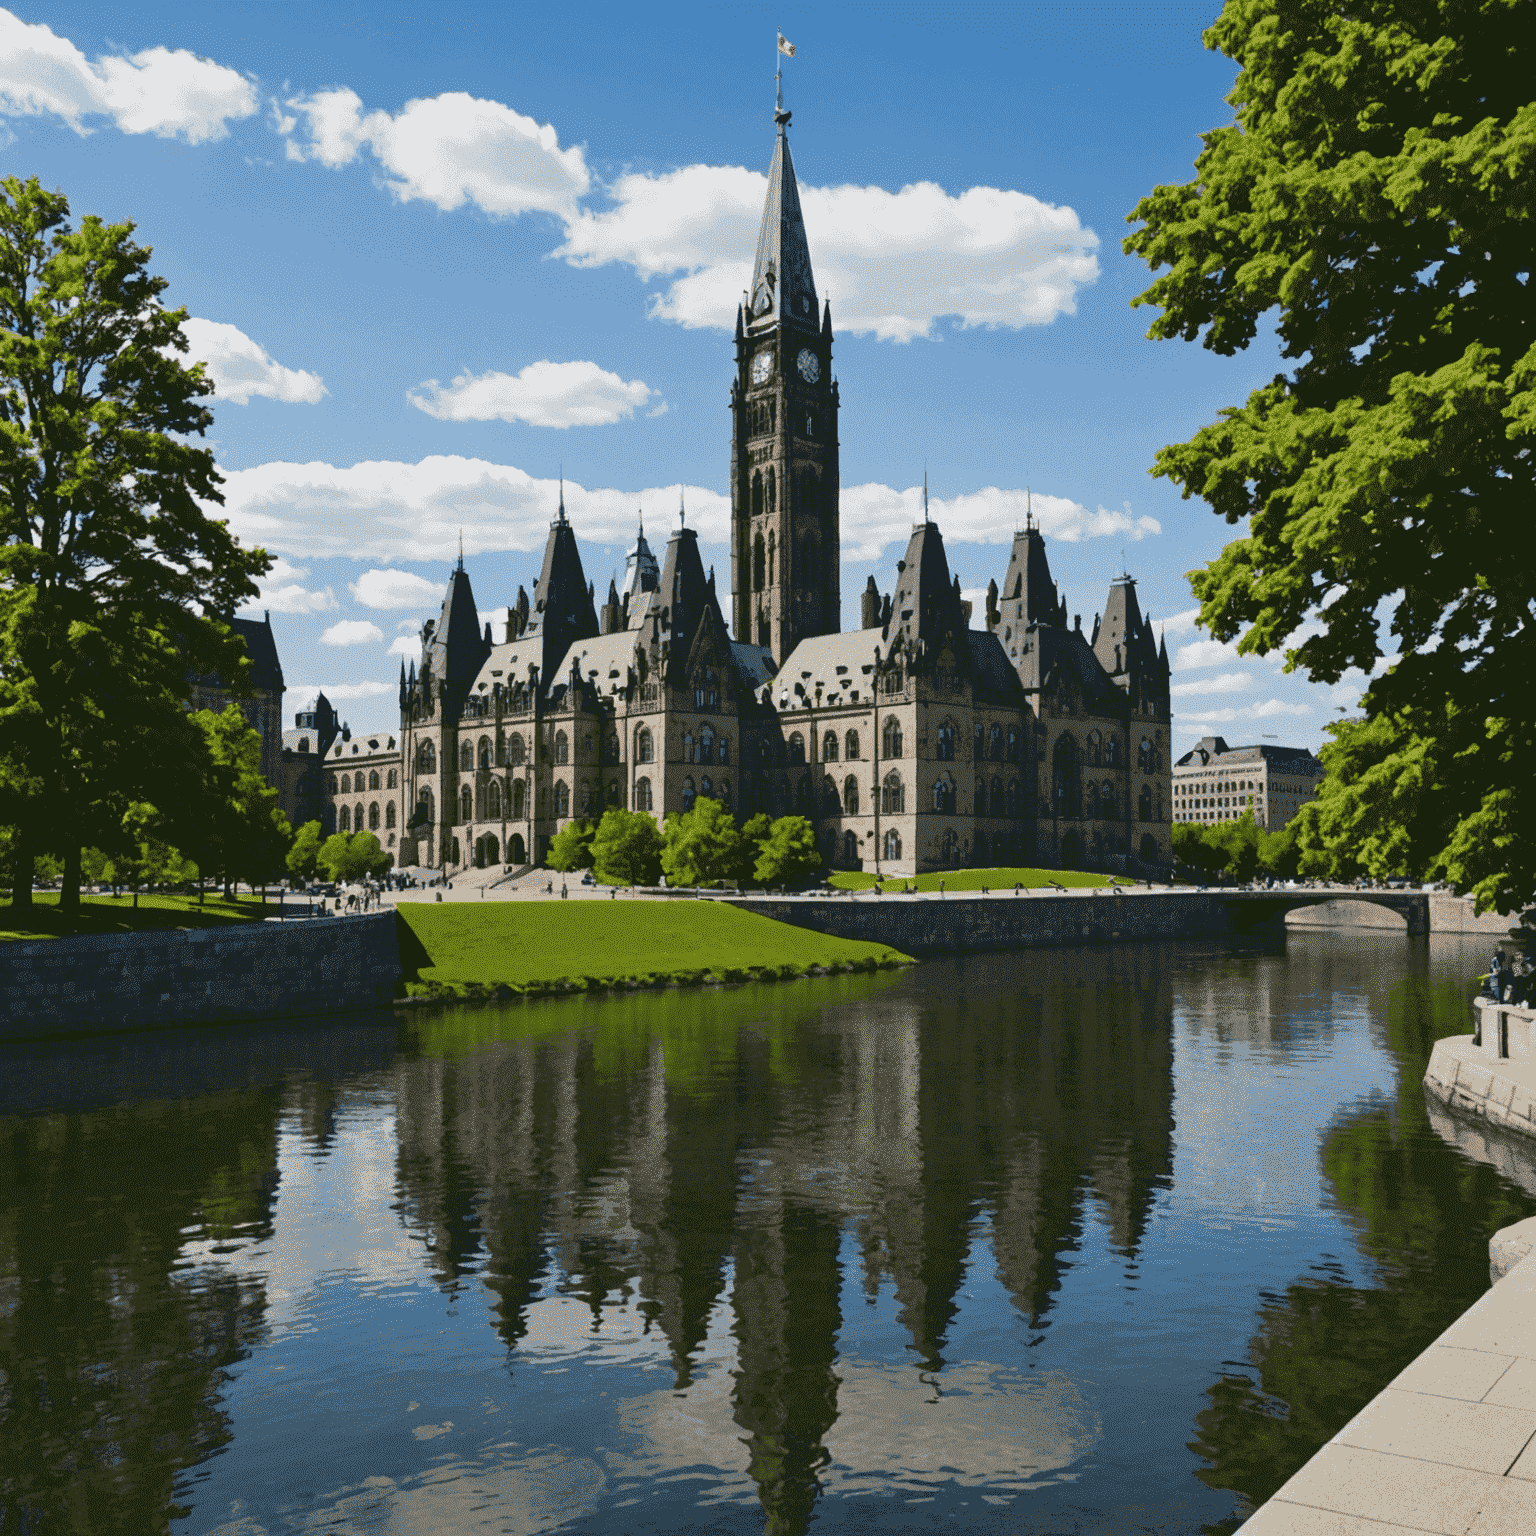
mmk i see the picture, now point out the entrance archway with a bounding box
[509,833,526,865]
[1139,833,1159,865]
[475,834,499,868]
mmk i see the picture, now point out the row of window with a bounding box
[935,722,1024,763]
[337,801,397,833]
[329,769,397,794]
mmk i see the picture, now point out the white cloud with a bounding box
[1173,636,1245,671]
[235,557,336,616]
[283,86,589,219]
[558,165,1098,342]
[217,455,1156,568]
[479,608,511,638]
[840,484,1157,565]
[349,569,443,609]
[409,360,654,428]
[1169,671,1252,698]
[290,681,396,704]
[0,9,257,142]
[1158,607,1204,638]
[320,619,385,647]
[386,635,420,658]
[181,318,326,405]
[1251,698,1310,718]
[1176,699,1310,724]
[397,618,421,632]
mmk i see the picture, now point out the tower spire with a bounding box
[747,64,817,332]
[558,468,567,524]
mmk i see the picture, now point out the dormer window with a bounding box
[298,738,310,753]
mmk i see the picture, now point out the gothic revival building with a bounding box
[397,105,1171,877]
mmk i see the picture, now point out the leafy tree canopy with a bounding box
[187,707,292,895]
[547,817,597,872]
[316,830,389,884]
[753,815,822,887]
[286,820,325,883]
[0,177,270,912]
[590,809,663,887]
[1126,0,1535,912]
[662,797,744,888]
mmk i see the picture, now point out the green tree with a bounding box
[0,178,269,915]
[590,808,663,887]
[286,820,325,885]
[1258,820,1301,879]
[733,812,773,886]
[1125,0,1536,914]
[753,815,822,887]
[547,817,596,872]
[661,797,745,888]
[1173,821,1227,880]
[186,707,292,897]
[315,830,389,884]
[1214,811,1263,882]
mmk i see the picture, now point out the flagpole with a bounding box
[775,29,782,114]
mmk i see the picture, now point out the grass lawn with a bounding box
[396,901,911,993]
[0,891,278,943]
[828,865,1130,894]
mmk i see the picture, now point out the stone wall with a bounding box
[0,912,400,1041]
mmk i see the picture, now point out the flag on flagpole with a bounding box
[777,32,796,57]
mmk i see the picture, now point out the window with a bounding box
[975,776,986,813]
[694,669,719,709]
[554,731,569,765]
[460,785,473,823]
[460,741,473,772]
[580,779,593,815]
[512,684,528,713]
[845,730,860,761]
[934,776,956,814]
[973,723,984,761]
[823,775,841,814]
[882,771,904,814]
[941,829,959,865]
[684,731,696,764]
[1088,730,1103,767]
[789,732,805,764]
[479,737,493,771]
[700,774,713,800]
[884,828,902,861]
[989,724,1004,761]
[368,802,380,830]
[1007,727,1020,764]
[387,768,398,789]
[1101,779,1116,818]
[843,776,860,815]
[1052,736,1082,818]
[823,730,839,763]
[844,830,859,865]
[513,780,526,818]
[1105,736,1119,767]
[882,718,903,758]
[882,668,903,695]
[1006,779,1020,817]
[1139,784,1153,821]
[417,786,434,823]
[487,781,502,818]
[340,773,351,794]
[339,805,351,831]
[701,724,715,762]
[385,802,397,829]
[508,733,525,766]
[1139,737,1154,773]
[636,726,654,763]
[720,736,731,764]
[721,780,732,809]
[554,781,570,818]
[936,722,955,760]
[634,776,653,812]
[298,737,310,754]
[1087,780,1101,818]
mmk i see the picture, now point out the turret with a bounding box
[860,575,880,630]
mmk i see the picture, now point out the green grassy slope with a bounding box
[396,900,910,990]
[0,892,274,943]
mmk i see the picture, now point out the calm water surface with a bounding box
[2,931,1530,1535]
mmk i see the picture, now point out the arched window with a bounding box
[684,731,696,763]
[989,724,1004,761]
[701,724,715,761]
[340,773,351,794]
[608,779,621,806]
[721,779,733,809]
[636,726,654,763]
[479,737,492,770]
[1052,736,1082,818]
[367,801,379,830]
[941,829,959,865]
[1006,779,1020,817]
[973,723,984,760]
[1139,783,1154,821]
[720,737,731,764]
[487,781,502,818]
[368,769,380,791]
[884,828,902,861]
[508,733,525,766]
[606,731,619,763]
[975,775,986,813]
[387,768,398,789]
[339,805,351,831]
[459,741,473,772]
[634,776,653,812]
[882,771,904,814]
[512,684,528,713]
[510,833,526,864]
[788,733,805,765]
[554,781,570,818]
[1007,727,1020,763]
[1105,736,1119,767]
[844,775,860,815]
[1087,780,1101,818]
[700,774,713,800]
[936,722,955,760]
[990,776,1003,817]
[844,830,859,865]
[823,730,839,762]
[298,737,310,754]
[934,776,956,814]
[1087,730,1102,767]
[417,786,434,823]
[753,528,766,590]
[882,718,903,758]
[512,780,526,818]
[1102,779,1116,818]
[580,779,593,815]
[882,667,903,696]
[328,774,338,794]
[845,730,860,761]
[682,776,697,812]
[385,802,397,829]
[767,529,776,586]
[554,731,569,765]
[823,775,841,813]
[417,740,435,774]
[460,785,473,823]
[1139,737,1154,773]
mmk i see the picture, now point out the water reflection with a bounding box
[3,935,1532,1535]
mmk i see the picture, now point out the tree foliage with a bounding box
[1125,0,1536,912]
[286,820,325,884]
[590,808,663,887]
[187,707,292,895]
[753,815,823,887]
[316,830,389,884]
[0,177,269,912]
[547,817,597,872]
[1175,812,1300,881]
[661,797,744,888]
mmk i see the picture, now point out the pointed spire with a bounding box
[922,469,929,525]
[456,528,464,570]
[557,470,567,524]
[748,100,819,331]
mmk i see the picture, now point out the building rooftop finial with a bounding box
[922,467,929,525]
[775,29,796,118]
[678,484,687,528]
[457,528,464,570]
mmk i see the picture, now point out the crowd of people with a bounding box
[1487,945,1534,1007]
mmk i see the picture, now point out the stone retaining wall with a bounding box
[0,912,400,1041]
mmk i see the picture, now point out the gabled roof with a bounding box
[418,560,490,718]
[1015,623,1126,713]
[523,501,599,679]
[996,527,1066,632]
[886,518,968,668]
[747,114,819,335]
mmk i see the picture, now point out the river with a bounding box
[1,928,1528,1534]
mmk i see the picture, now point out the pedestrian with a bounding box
[561,882,568,900]
[1490,948,1508,1002]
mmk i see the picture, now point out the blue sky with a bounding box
[0,1,1376,748]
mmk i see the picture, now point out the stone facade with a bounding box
[394,106,1172,878]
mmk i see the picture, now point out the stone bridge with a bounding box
[1220,889,1430,936]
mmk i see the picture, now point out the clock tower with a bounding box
[730,107,840,664]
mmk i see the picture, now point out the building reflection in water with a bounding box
[386,948,1177,1530]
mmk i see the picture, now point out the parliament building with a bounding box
[395,106,1172,878]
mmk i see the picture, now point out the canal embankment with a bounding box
[1424,1000,1536,1142]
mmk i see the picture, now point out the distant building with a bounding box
[322,728,404,856]
[1173,736,1323,831]
[187,612,285,787]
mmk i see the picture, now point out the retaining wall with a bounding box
[0,912,400,1041]
[1423,1000,1536,1141]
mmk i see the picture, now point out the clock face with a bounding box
[797,348,821,383]
[751,350,773,385]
